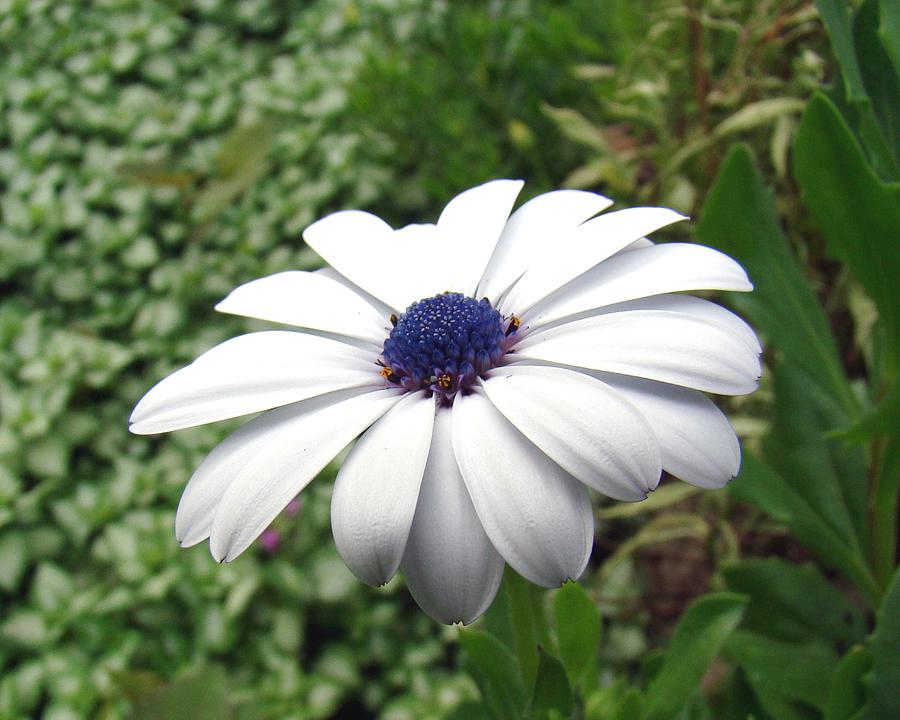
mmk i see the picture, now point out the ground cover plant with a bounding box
[0,1,897,719]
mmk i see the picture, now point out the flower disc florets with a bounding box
[380,292,516,399]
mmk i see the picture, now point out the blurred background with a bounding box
[2,1,897,719]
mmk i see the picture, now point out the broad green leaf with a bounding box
[131,666,231,720]
[694,145,859,417]
[722,559,865,648]
[825,646,872,720]
[529,648,573,719]
[881,0,900,74]
[859,567,900,719]
[833,382,900,444]
[855,0,900,168]
[794,93,900,379]
[728,454,879,606]
[816,0,899,177]
[553,581,600,689]
[816,0,867,103]
[459,629,528,720]
[762,361,867,553]
[727,631,837,720]
[643,593,747,720]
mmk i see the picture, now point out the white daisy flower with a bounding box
[130,179,760,624]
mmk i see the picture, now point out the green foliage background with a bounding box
[0,1,897,719]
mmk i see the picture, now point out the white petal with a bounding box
[215,270,390,345]
[593,372,741,488]
[130,332,378,434]
[516,310,761,395]
[433,179,523,295]
[532,294,761,354]
[525,243,753,327]
[503,207,687,313]
[204,388,403,561]
[316,266,396,319]
[176,387,400,549]
[477,190,613,301]
[452,391,593,587]
[401,409,505,624]
[480,365,661,501]
[331,392,436,586]
[303,210,413,311]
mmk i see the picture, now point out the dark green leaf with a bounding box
[855,0,900,168]
[793,93,900,379]
[832,382,900,444]
[881,0,900,75]
[722,558,865,648]
[553,581,600,689]
[131,666,231,720]
[694,145,859,417]
[643,593,747,720]
[816,0,899,176]
[859,567,900,719]
[816,0,868,103]
[529,647,573,719]
[825,646,872,720]
[728,454,879,606]
[444,700,494,720]
[871,432,900,589]
[460,629,528,720]
[727,631,837,720]
[762,361,867,554]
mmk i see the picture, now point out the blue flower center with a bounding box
[380,292,517,399]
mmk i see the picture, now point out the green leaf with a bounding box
[0,532,28,592]
[881,0,900,74]
[816,0,899,177]
[816,0,868,103]
[131,666,232,720]
[855,0,900,167]
[643,593,748,720]
[727,631,837,720]
[794,93,900,379]
[529,648,573,719]
[553,581,600,689]
[728,454,879,607]
[833,381,900,444]
[694,145,859,418]
[762,361,867,554]
[825,646,872,720]
[722,559,865,648]
[586,683,644,720]
[444,701,493,720]
[460,629,528,720]
[859,567,900,719]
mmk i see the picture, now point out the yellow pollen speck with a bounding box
[437,373,452,389]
